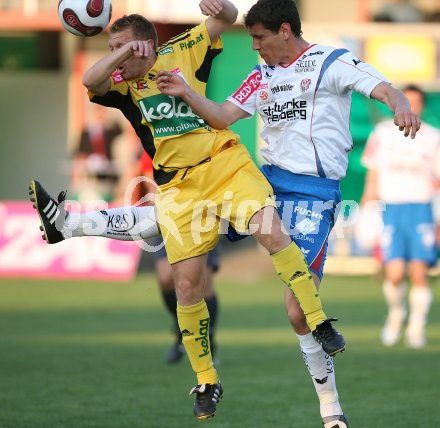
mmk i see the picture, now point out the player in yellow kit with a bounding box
[30,0,344,420]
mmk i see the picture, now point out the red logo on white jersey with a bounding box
[300,78,312,93]
[259,91,269,100]
[112,71,124,84]
[232,71,262,104]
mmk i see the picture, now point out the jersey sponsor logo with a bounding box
[158,46,174,55]
[352,58,362,66]
[295,234,315,243]
[294,206,324,220]
[138,93,205,137]
[132,79,149,90]
[195,318,210,357]
[179,32,205,50]
[295,217,320,235]
[232,71,262,104]
[295,59,317,73]
[111,71,124,84]
[307,50,324,57]
[258,83,268,89]
[262,98,307,123]
[300,78,312,93]
[170,67,181,74]
[259,91,269,100]
[271,83,294,95]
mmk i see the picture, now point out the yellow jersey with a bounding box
[90,21,239,184]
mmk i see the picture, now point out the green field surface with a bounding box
[1,274,439,427]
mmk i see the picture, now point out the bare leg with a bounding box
[381,259,407,346]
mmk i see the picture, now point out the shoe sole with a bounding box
[328,345,345,356]
[29,180,50,242]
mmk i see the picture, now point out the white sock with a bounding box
[407,286,432,335]
[297,332,342,418]
[383,280,406,311]
[63,205,159,241]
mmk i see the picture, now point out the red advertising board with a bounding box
[0,202,141,281]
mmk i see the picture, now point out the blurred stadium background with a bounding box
[0,1,439,427]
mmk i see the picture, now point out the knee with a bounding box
[174,277,205,305]
[174,276,193,297]
[387,272,405,286]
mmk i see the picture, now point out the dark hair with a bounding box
[244,0,302,37]
[402,84,426,104]
[110,14,158,49]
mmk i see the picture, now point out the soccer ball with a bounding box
[58,0,112,37]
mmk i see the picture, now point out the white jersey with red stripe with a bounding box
[227,44,389,180]
[362,120,440,203]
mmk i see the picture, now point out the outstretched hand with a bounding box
[199,0,224,17]
[393,109,421,139]
[156,71,187,97]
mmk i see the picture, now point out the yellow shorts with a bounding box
[155,144,276,264]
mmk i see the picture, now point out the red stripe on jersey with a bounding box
[231,70,262,104]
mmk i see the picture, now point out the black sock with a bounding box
[160,289,179,333]
[205,294,219,346]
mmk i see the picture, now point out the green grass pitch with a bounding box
[0,273,439,427]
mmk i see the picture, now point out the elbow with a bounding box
[222,2,238,25]
[210,118,230,130]
[82,73,107,96]
[82,69,101,93]
[230,8,238,24]
[82,73,93,91]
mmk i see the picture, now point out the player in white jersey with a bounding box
[154,0,420,426]
[361,85,440,349]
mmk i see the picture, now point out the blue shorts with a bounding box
[228,165,341,279]
[381,203,437,267]
[152,236,220,272]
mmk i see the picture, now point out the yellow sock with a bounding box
[177,300,218,385]
[271,242,326,331]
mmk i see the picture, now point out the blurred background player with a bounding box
[361,84,440,348]
[71,104,123,203]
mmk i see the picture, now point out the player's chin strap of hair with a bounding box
[158,157,211,180]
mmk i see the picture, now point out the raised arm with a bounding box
[370,82,421,139]
[200,0,238,42]
[156,70,248,129]
[83,40,154,96]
